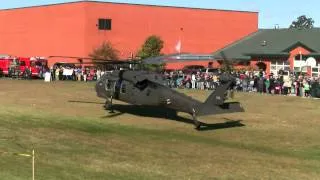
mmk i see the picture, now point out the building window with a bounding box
[294,56,320,76]
[294,56,308,73]
[270,60,290,75]
[294,66,308,73]
[294,54,307,61]
[294,67,301,72]
[98,19,112,30]
[312,67,320,77]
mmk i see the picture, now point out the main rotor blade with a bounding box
[48,56,140,64]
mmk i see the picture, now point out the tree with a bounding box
[137,35,164,59]
[289,15,314,29]
[218,51,234,73]
[219,60,234,73]
[89,41,119,62]
[142,63,166,72]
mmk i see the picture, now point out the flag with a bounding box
[175,39,181,53]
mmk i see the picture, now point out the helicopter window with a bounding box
[135,80,148,91]
[121,83,126,94]
[115,80,122,89]
[105,79,113,90]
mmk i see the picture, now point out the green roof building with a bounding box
[212,28,320,77]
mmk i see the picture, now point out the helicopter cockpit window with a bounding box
[135,80,148,91]
[121,83,126,94]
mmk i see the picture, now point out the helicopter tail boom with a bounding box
[197,81,244,116]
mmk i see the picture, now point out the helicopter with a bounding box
[49,55,245,130]
[95,69,244,130]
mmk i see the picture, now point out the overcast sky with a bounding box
[2,0,319,28]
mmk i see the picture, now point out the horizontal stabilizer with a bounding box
[197,102,244,116]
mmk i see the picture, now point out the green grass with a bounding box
[1,79,320,179]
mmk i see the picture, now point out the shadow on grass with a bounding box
[68,100,105,105]
[103,104,245,131]
[68,100,245,131]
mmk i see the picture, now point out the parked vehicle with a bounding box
[0,57,48,78]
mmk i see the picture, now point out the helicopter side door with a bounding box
[114,79,122,100]
[128,81,161,105]
[116,81,135,103]
[104,79,116,98]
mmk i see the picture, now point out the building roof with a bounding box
[144,53,215,65]
[212,28,320,60]
[0,0,258,14]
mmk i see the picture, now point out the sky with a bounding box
[2,0,320,28]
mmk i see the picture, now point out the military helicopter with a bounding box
[49,55,244,130]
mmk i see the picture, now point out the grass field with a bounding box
[1,79,320,180]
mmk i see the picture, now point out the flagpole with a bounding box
[175,27,183,55]
[179,27,183,54]
[179,37,181,54]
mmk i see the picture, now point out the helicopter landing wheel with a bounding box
[104,102,115,113]
[192,109,201,130]
[108,96,115,114]
[103,101,110,109]
[104,100,114,112]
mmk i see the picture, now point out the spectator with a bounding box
[304,80,311,97]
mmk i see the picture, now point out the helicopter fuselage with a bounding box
[95,71,201,114]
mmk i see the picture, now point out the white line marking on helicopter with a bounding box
[166,99,171,105]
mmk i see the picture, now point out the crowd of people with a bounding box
[163,70,320,98]
[50,66,106,82]
[46,65,320,98]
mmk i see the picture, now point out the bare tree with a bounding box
[89,41,119,62]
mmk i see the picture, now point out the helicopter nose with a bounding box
[95,80,107,98]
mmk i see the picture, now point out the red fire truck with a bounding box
[0,56,48,78]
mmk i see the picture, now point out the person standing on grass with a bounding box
[257,76,264,93]
[82,68,87,82]
[283,79,290,95]
[55,67,60,81]
[191,73,196,89]
[304,80,310,97]
[265,77,270,94]
[295,79,301,96]
[97,68,102,80]
[299,79,304,97]
[77,68,82,81]
[287,78,292,95]
[242,76,248,92]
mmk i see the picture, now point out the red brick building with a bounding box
[0,1,258,66]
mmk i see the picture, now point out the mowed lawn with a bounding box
[0,79,320,180]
